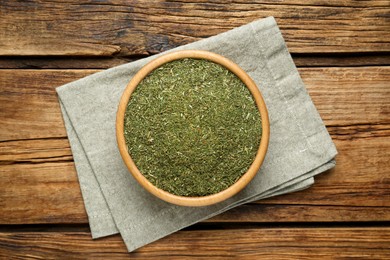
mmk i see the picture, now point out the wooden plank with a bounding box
[0,57,137,70]
[1,135,389,224]
[257,136,390,206]
[0,54,389,69]
[0,228,389,258]
[0,162,87,224]
[1,1,389,56]
[300,67,390,126]
[0,70,99,140]
[0,138,72,164]
[206,204,390,223]
[1,67,389,141]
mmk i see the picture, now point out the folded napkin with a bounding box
[57,16,337,252]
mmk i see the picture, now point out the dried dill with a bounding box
[124,58,262,197]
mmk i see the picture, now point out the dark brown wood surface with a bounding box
[0,0,389,258]
[1,0,389,56]
[1,228,389,259]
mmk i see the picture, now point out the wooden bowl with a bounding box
[116,50,270,207]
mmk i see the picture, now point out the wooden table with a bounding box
[1,1,389,258]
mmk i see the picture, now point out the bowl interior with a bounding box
[116,50,270,207]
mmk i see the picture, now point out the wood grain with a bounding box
[0,54,389,69]
[0,70,99,140]
[1,0,389,56]
[0,66,389,224]
[0,162,87,224]
[0,138,72,164]
[300,67,390,126]
[206,204,390,223]
[1,135,389,224]
[0,228,389,258]
[259,136,390,206]
[1,145,388,225]
[1,67,389,141]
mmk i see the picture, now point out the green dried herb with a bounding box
[124,58,262,197]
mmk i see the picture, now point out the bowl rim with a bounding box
[116,50,270,207]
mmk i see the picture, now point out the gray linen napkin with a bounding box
[57,16,337,252]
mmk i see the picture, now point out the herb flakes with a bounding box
[124,58,262,197]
